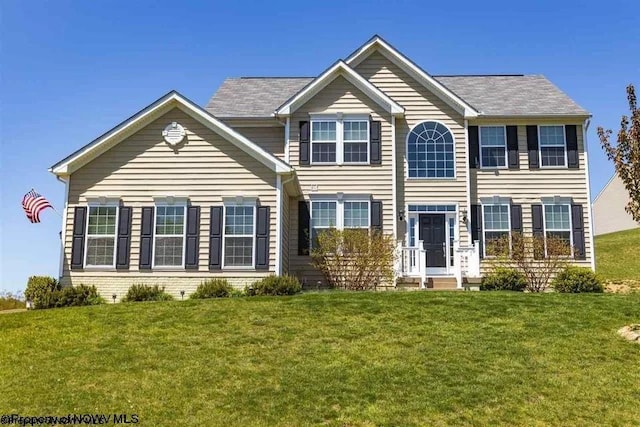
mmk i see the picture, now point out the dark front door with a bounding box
[419,214,447,268]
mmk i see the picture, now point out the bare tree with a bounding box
[598,84,640,221]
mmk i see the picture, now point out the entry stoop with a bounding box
[426,277,458,290]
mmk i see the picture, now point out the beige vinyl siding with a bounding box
[354,50,469,244]
[471,119,593,269]
[288,75,394,284]
[62,108,278,298]
[235,126,285,160]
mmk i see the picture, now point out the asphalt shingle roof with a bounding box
[205,75,589,118]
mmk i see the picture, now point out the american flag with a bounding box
[22,189,53,223]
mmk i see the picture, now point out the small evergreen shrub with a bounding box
[190,279,233,299]
[552,267,603,293]
[25,276,61,309]
[53,285,105,307]
[122,284,174,302]
[247,275,302,296]
[481,267,527,291]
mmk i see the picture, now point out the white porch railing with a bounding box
[396,239,481,289]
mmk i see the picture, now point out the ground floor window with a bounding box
[482,204,510,257]
[223,205,255,268]
[154,205,186,267]
[543,203,572,255]
[85,206,118,267]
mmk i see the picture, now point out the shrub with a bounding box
[191,279,233,299]
[552,267,604,293]
[481,267,527,291]
[122,284,174,302]
[24,276,61,309]
[310,228,395,291]
[53,285,105,307]
[248,275,302,296]
[0,290,26,311]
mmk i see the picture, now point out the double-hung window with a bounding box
[85,206,118,267]
[223,205,255,268]
[311,116,369,164]
[310,198,370,248]
[543,203,572,255]
[539,125,566,167]
[482,204,510,257]
[154,205,186,267]
[479,126,507,168]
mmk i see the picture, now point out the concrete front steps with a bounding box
[396,276,481,291]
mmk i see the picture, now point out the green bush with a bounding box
[481,267,527,292]
[247,275,302,296]
[552,267,603,293]
[122,284,174,302]
[53,285,105,307]
[190,279,233,299]
[25,276,61,309]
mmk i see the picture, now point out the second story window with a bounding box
[479,126,507,168]
[310,116,370,165]
[311,121,337,163]
[539,125,566,167]
[407,121,455,178]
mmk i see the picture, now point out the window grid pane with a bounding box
[225,206,254,235]
[224,237,253,267]
[312,142,337,163]
[407,121,455,178]
[311,121,336,141]
[344,142,368,163]
[344,201,369,228]
[156,206,184,235]
[86,237,115,266]
[483,205,510,231]
[154,236,184,266]
[343,121,368,141]
[87,206,117,235]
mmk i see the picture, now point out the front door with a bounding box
[418,214,447,268]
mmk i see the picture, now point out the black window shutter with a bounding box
[572,204,586,259]
[70,206,87,270]
[531,204,544,259]
[370,200,383,232]
[510,204,523,233]
[526,126,539,169]
[185,206,200,269]
[299,121,310,165]
[565,125,579,169]
[255,206,270,270]
[468,126,479,169]
[370,120,382,165]
[116,206,132,270]
[139,207,154,269]
[470,204,483,258]
[298,201,310,255]
[209,206,223,270]
[506,126,519,169]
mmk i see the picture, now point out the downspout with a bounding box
[464,119,472,245]
[391,115,397,243]
[583,118,596,271]
[276,172,297,276]
[56,175,69,281]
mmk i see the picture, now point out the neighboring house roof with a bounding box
[275,61,405,117]
[50,91,293,176]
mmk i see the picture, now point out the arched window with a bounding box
[407,121,455,178]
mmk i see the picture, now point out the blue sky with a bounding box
[1,0,638,292]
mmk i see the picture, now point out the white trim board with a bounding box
[50,91,293,176]
[345,35,479,119]
[275,61,404,117]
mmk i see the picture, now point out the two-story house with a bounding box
[49,35,594,298]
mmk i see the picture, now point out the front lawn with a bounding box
[1,292,639,426]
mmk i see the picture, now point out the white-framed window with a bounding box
[482,204,510,257]
[539,125,567,167]
[543,203,572,255]
[223,204,256,268]
[479,126,507,168]
[407,121,455,178]
[153,205,186,268]
[85,205,118,267]
[310,115,370,165]
[310,197,370,248]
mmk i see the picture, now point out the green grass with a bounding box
[1,292,639,426]
[0,294,25,311]
[595,227,640,281]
